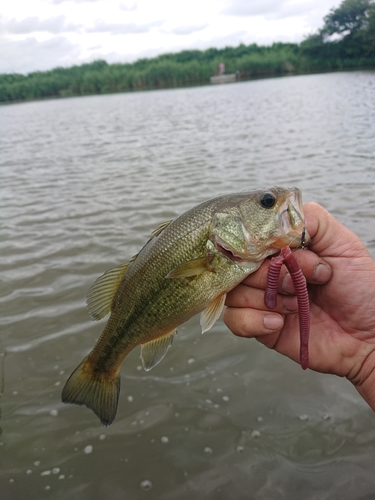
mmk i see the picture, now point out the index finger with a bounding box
[240,248,332,292]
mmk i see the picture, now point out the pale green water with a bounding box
[1,71,375,499]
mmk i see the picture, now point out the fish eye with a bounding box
[260,192,276,208]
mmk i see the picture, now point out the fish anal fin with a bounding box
[86,258,136,320]
[61,358,120,426]
[141,329,176,371]
[152,220,173,237]
[200,293,227,334]
[165,255,215,279]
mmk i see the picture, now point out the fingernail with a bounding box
[263,314,284,331]
[313,262,332,284]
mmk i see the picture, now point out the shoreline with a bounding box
[1,66,374,107]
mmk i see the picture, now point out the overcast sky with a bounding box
[1,0,340,75]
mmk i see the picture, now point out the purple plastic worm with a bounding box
[264,246,310,370]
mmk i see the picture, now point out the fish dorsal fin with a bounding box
[152,220,173,237]
[200,293,227,334]
[141,329,177,371]
[165,255,215,279]
[86,257,137,320]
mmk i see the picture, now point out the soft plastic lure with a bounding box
[264,246,310,369]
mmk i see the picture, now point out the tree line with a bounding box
[1,0,374,104]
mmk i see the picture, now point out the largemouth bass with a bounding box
[62,187,308,425]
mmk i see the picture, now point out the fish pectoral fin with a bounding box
[86,257,137,320]
[165,255,215,279]
[141,329,177,371]
[200,293,227,334]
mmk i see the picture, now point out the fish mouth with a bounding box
[215,241,243,263]
[277,189,310,249]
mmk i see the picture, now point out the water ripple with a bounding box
[1,71,375,498]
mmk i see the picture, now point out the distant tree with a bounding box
[1,3,374,105]
[322,0,374,39]
[301,0,375,60]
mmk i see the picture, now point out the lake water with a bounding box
[1,71,375,499]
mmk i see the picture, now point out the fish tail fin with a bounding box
[61,357,120,426]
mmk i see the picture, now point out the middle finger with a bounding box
[225,283,298,313]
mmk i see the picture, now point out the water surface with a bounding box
[1,71,375,499]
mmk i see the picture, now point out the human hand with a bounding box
[223,202,375,410]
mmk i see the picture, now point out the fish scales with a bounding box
[62,187,308,425]
[109,196,248,340]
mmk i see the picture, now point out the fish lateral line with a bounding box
[62,187,308,425]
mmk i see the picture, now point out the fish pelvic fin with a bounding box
[200,293,227,334]
[61,358,120,426]
[141,329,176,371]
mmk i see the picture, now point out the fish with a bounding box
[62,187,308,425]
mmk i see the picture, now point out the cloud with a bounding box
[192,31,251,51]
[119,2,138,11]
[88,44,102,51]
[86,19,164,35]
[164,24,209,36]
[0,36,80,74]
[2,15,81,34]
[222,0,335,22]
[222,0,284,17]
[50,0,104,3]
[50,0,138,6]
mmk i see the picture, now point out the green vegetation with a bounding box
[300,0,375,70]
[1,0,374,103]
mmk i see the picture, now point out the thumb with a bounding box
[304,202,364,259]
